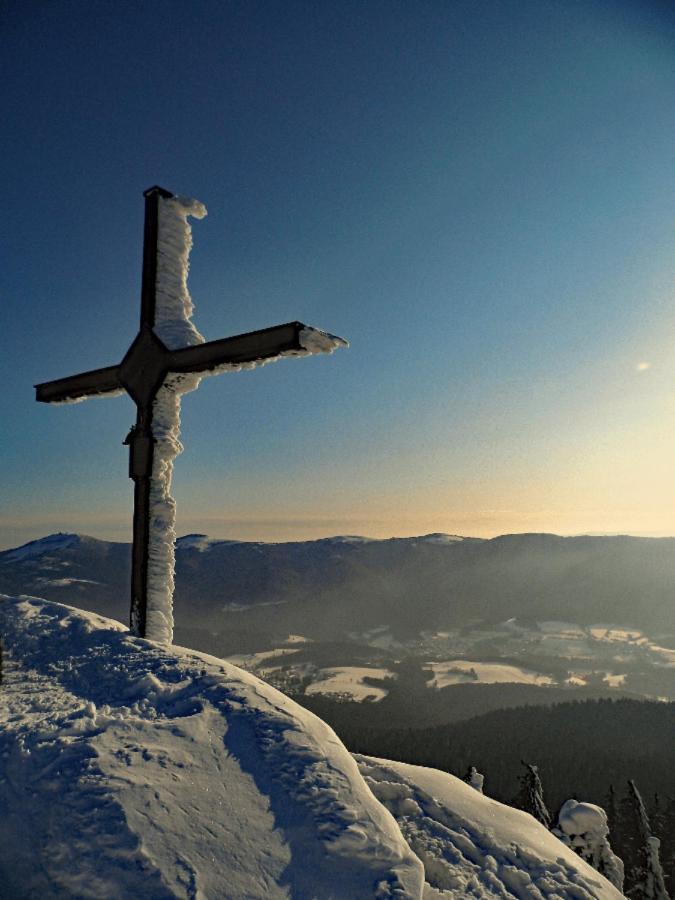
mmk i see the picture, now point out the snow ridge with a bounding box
[357,757,623,900]
[0,595,422,898]
[1,532,81,561]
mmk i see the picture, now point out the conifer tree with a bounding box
[625,780,668,900]
[649,793,671,893]
[649,795,664,836]
[516,761,551,829]
[606,785,619,846]
[619,784,641,889]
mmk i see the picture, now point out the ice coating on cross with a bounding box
[35,186,348,644]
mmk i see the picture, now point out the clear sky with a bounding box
[2,0,675,549]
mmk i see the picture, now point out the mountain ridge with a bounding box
[7,529,675,556]
[3,531,675,638]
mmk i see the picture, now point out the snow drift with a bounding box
[0,595,622,899]
[358,759,623,899]
[554,800,624,890]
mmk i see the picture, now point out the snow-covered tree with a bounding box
[625,780,668,900]
[658,796,675,898]
[648,794,675,898]
[516,761,551,829]
[463,766,484,794]
[553,799,624,891]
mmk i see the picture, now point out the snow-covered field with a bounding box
[215,615,675,703]
[428,660,554,688]
[413,620,675,699]
[0,595,621,898]
[231,618,675,702]
[226,646,303,676]
[421,620,674,664]
[305,667,396,702]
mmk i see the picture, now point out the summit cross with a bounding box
[35,186,347,643]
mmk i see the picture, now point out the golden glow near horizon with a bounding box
[5,308,675,550]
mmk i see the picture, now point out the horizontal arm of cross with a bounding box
[35,321,346,404]
[35,364,123,403]
[167,321,307,374]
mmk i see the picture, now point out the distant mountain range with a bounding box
[2,531,675,646]
[3,530,675,716]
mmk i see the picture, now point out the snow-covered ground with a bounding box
[358,758,622,899]
[226,647,303,676]
[428,661,554,688]
[225,655,398,701]
[0,595,623,898]
[415,620,675,699]
[0,595,420,898]
[0,532,81,562]
[305,667,397,702]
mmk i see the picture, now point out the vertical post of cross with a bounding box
[127,185,174,637]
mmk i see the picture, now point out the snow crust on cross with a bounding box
[35,188,347,644]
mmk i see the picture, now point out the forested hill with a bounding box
[308,697,675,813]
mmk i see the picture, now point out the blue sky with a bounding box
[2,0,675,547]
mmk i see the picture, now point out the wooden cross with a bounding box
[35,186,346,640]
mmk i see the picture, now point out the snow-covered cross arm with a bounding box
[34,186,347,644]
[35,365,123,404]
[35,321,344,404]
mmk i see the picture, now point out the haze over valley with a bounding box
[4,530,674,718]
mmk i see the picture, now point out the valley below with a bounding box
[224,617,675,712]
[2,530,674,721]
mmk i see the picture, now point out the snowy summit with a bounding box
[0,594,622,899]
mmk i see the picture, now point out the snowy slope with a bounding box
[357,758,623,899]
[1,532,81,562]
[0,595,421,899]
[0,596,622,899]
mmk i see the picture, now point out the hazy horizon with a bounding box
[4,517,675,552]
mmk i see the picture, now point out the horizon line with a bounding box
[4,528,675,553]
